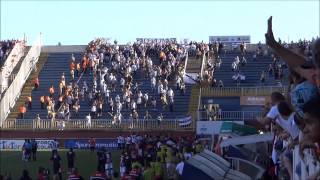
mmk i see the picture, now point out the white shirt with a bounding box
[86,115,91,124]
[176,162,184,175]
[168,89,174,97]
[91,105,97,112]
[144,94,148,101]
[267,106,299,139]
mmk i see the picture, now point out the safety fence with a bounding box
[201,86,287,97]
[1,118,194,131]
[197,111,263,121]
[0,41,26,93]
[0,34,42,127]
[293,145,320,179]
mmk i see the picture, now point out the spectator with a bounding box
[50,150,62,180]
[157,113,163,127]
[19,104,26,119]
[34,77,39,91]
[86,114,92,128]
[25,96,32,110]
[218,80,224,88]
[260,71,266,84]
[19,170,31,180]
[31,139,38,161]
[67,168,84,180]
[40,96,45,109]
[67,148,76,174]
[49,85,55,98]
[37,167,48,180]
[288,69,319,118]
[89,137,96,152]
[90,169,107,180]
[142,162,154,180]
[176,157,185,179]
[300,97,320,152]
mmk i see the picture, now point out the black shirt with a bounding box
[67,151,75,163]
[50,155,61,168]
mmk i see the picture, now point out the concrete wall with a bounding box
[41,45,87,53]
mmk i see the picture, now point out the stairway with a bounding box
[208,52,287,87]
[188,85,200,121]
[18,52,192,121]
[7,53,49,119]
[186,55,202,74]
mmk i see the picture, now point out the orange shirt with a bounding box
[19,106,26,113]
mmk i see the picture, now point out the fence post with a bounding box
[242,111,244,121]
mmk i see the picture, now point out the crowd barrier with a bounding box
[0,34,42,127]
[198,111,263,121]
[0,41,26,93]
[1,118,194,131]
[293,145,320,179]
[201,86,287,97]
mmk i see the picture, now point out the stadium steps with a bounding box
[18,52,192,121]
[209,52,283,87]
[6,53,49,119]
[186,56,202,73]
[188,85,201,120]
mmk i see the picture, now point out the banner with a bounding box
[240,96,269,106]
[196,121,244,135]
[183,73,198,84]
[0,139,54,149]
[136,38,177,44]
[209,36,250,44]
[64,139,118,149]
[178,116,192,127]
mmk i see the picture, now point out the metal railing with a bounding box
[198,110,263,121]
[0,34,42,127]
[1,118,194,131]
[201,86,287,97]
[0,41,26,93]
[226,156,265,180]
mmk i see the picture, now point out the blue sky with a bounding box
[1,1,319,45]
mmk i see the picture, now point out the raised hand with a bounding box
[265,16,277,48]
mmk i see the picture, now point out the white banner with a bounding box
[196,121,244,135]
[0,139,54,149]
[184,73,198,84]
[209,36,250,44]
[136,38,177,44]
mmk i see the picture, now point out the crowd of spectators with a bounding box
[0,134,209,180]
[22,38,189,127]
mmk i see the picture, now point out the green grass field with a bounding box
[0,149,121,179]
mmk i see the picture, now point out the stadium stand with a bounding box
[1,16,320,180]
[9,39,193,123]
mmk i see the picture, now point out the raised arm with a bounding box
[265,16,317,83]
[265,16,306,68]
